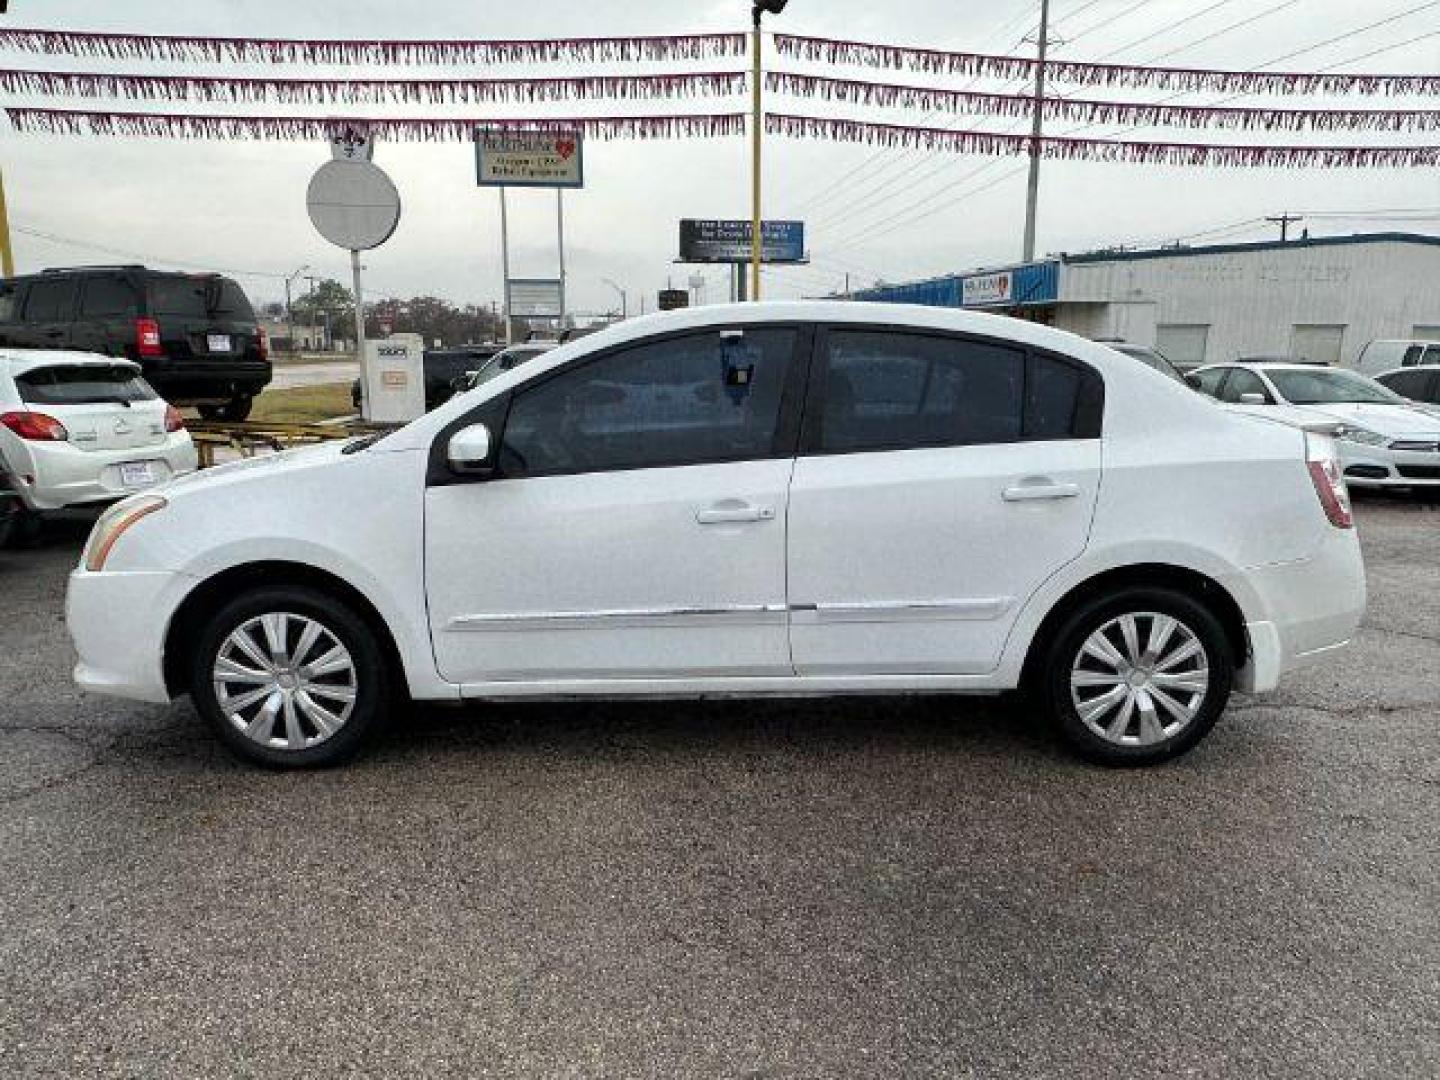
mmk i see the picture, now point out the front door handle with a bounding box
[696,502,776,525]
[1003,481,1081,502]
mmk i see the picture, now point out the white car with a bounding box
[66,303,1365,769]
[1191,361,1440,490]
[0,350,197,525]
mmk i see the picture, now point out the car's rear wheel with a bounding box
[190,587,391,768]
[1041,587,1234,767]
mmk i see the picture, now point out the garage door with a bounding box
[1413,325,1440,342]
[1292,324,1345,366]
[1155,324,1210,371]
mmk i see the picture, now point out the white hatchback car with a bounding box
[67,303,1365,769]
[0,350,197,525]
[1191,361,1440,490]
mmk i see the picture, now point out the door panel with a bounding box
[788,440,1100,675]
[425,460,793,683]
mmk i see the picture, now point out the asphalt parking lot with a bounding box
[0,498,1435,1078]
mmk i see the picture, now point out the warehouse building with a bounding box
[851,232,1440,370]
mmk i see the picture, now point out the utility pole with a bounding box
[1266,212,1303,241]
[1021,0,1051,264]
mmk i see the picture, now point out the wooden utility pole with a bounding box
[1266,212,1303,241]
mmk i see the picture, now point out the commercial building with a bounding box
[852,232,1440,370]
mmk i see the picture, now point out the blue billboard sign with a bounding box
[679,219,806,264]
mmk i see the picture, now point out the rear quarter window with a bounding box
[16,365,157,405]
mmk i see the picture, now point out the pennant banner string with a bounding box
[766,113,1440,168]
[768,72,1440,133]
[3,106,748,141]
[0,68,748,106]
[0,27,747,65]
[773,33,1440,97]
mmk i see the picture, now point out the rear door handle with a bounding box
[1003,481,1081,502]
[696,503,776,525]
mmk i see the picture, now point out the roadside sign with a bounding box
[306,160,401,251]
[508,279,564,318]
[679,220,805,264]
[658,289,689,311]
[476,130,584,188]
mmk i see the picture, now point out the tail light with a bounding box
[1306,431,1353,529]
[0,410,69,441]
[256,325,269,362]
[135,317,163,357]
[163,404,185,433]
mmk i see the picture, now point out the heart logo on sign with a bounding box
[555,139,577,160]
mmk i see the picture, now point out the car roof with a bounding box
[1377,364,1440,377]
[1200,361,1343,374]
[0,349,141,375]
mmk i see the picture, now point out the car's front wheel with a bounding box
[190,587,391,768]
[1041,587,1234,767]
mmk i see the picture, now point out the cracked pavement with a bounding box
[0,500,1436,1078]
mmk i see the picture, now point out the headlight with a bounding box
[82,495,167,572]
[1339,427,1389,447]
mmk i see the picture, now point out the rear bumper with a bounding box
[1230,528,1366,693]
[67,566,194,704]
[10,435,198,511]
[143,359,272,401]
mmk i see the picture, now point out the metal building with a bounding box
[851,232,1440,370]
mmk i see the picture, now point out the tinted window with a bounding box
[817,331,1024,453]
[0,283,18,323]
[1025,353,1092,439]
[16,364,157,405]
[500,328,794,476]
[1425,345,1440,365]
[147,276,254,319]
[1402,345,1424,366]
[1219,368,1270,404]
[1193,368,1228,397]
[23,279,75,322]
[1379,370,1431,399]
[80,276,137,317]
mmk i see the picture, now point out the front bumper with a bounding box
[1340,443,1440,487]
[11,435,198,511]
[67,566,195,703]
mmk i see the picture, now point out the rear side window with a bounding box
[15,365,157,405]
[0,283,18,322]
[23,279,75,322]
[1402,345,1424,366]
[80,276,137,317]
[1193,368,1228,397]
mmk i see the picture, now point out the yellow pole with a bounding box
[0,168,14,277]
[749,15,762,302]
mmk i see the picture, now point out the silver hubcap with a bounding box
[212,613,358,751]
[1070,612,1210,747]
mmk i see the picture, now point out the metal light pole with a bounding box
[751,0,789,301]
[602,277,628,319]
[283,264,309,323]
[1021,0,1051,264]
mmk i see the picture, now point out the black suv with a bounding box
[0,265,270,420]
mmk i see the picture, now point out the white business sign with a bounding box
[476,130,584,188]
[961,271,1014,307]
[508,279,564,318]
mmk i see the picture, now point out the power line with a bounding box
[1097,0,1244,60]
[13,224,290,279]
[1147,0,1304,62]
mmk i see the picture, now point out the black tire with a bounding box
[1040,586,1234,767]
[0,507,41,550]
[190,586,393,768]
[216,395,253,423]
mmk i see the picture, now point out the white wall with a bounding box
[1057,239,1440,368]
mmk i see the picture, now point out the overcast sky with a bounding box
[3,0,1438,313]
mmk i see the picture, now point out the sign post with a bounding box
[306,130,401,420]
[476,130,583,341]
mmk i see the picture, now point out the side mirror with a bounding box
[447,422,494,476]
[1238,392,1268,405]
[1183,373,1202,391]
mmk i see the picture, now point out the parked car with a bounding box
[67,302,1364,769]
[0,265,269,420]
[1191,360,1440,490]
[1355,338,1440,377]
[1094,340,1187,384]
[1374,365,1440,409]
[0,351,196,531]
[351,343,503,413]
[452,342,556,395]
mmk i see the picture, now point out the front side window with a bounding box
[1218,368,1271,404]
[499,328,795,477]
[1193,368,1229,398]
[23,280,75,322]
[16,365,157,405]
[1380,370,1429,399]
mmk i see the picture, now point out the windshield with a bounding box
[1110,345,1184,384]
[1267,368,1404,406]
[16,364,156,405]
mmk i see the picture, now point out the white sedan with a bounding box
[1190,361,1440,490]
[0,350,197,528]
[66,303,1365,769]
